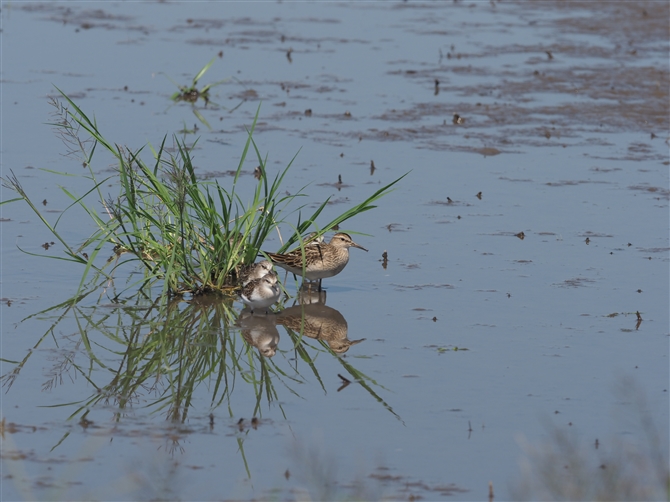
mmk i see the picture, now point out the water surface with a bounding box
[2,1,668,500]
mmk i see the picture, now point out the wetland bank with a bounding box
[1,1,668,500]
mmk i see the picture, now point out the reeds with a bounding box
[3,88,406,300]
[512,376,669,501]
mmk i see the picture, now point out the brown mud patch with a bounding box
[25,0,664,157]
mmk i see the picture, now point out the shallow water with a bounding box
[2,1,668,500]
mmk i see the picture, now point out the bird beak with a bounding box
[351,241,368,252]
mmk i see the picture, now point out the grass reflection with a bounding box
[2,292,399,428]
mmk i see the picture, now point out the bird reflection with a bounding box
[276,302,365,354]
[296,285,327,305]
[236,312,280,357]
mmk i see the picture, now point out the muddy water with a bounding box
[2,2,668,500]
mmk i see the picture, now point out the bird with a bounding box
[264,232,368,290]
[239,271,280,314]
[237,260,274,287]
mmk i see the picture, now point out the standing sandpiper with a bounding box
[239,272,280,314]
[265,232,368,290]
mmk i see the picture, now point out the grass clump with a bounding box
[164,56,226,105]
[3,88,405,300]
[162,57,244,130]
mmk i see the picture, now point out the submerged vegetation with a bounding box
[3,88,405,301]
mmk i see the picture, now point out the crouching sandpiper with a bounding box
[239,271,281,314]
[238,259,274,287]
